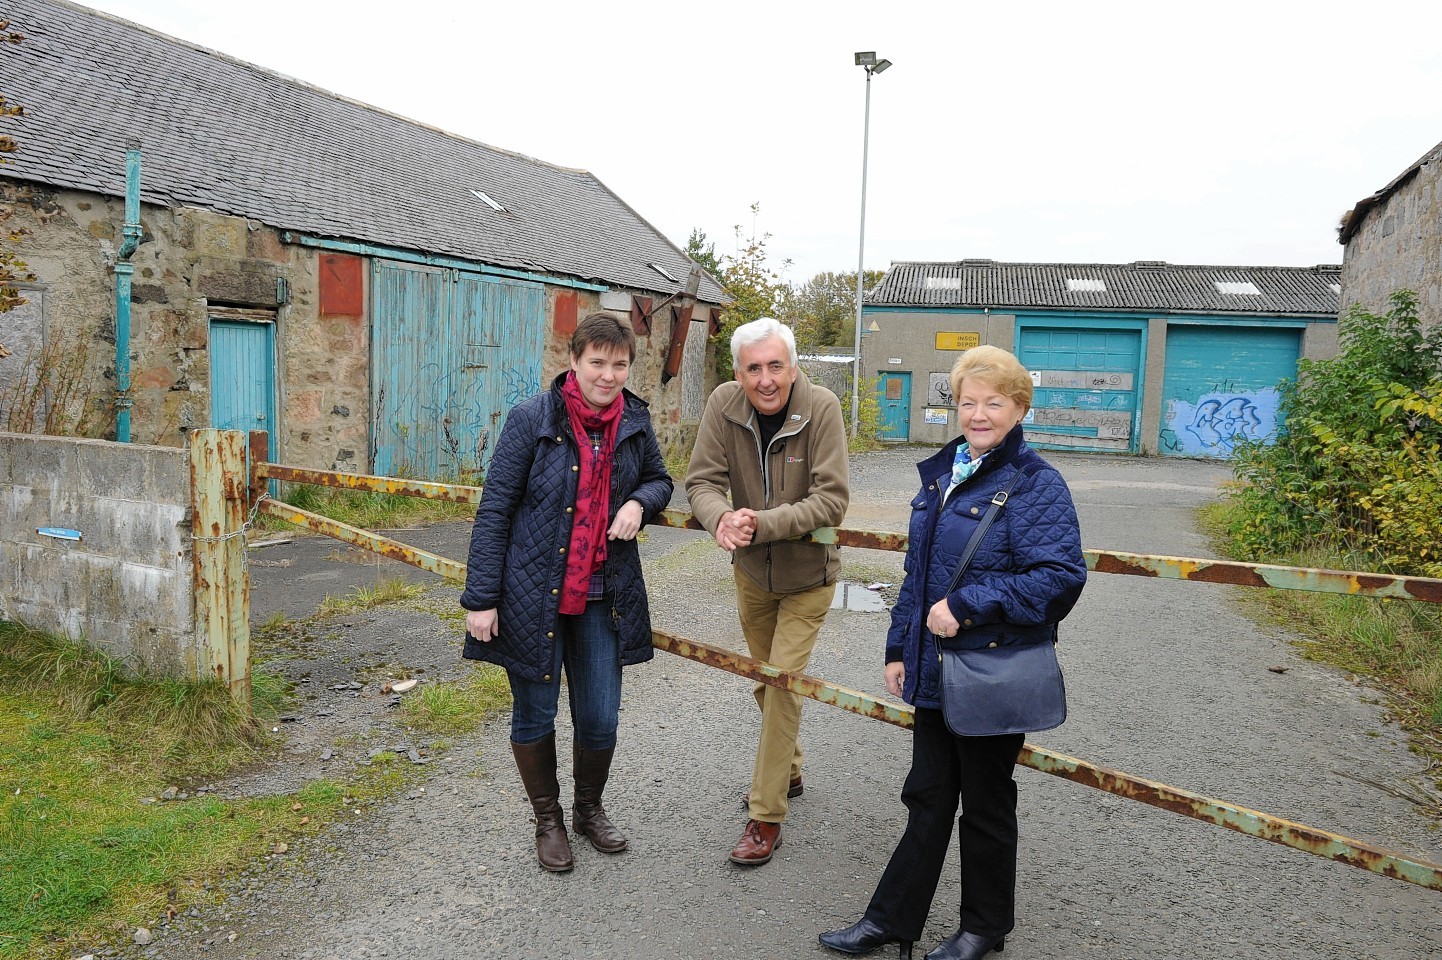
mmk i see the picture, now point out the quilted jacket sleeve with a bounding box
[949,465,1086,627]
[459,402,536,612]
[628,418,674,526]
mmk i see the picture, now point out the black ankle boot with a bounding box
[819,917,914,958]
[924,930,1005,960]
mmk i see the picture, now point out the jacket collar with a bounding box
[917,421,1027,486]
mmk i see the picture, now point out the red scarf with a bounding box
[559,372,622,614]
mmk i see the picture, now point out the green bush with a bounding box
[1227,291,1442,576]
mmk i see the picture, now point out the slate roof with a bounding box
[871,260,1341,317]
[0,0,727,303]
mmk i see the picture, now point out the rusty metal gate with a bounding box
[186,429,1442,894]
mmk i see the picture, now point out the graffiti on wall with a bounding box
[927,372,953,407]
[1160,387,1280,458]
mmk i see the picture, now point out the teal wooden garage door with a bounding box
[1159,325,1300,459]
[1018,327,1141,454]
[371,261,544,480]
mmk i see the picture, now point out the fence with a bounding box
[186,429,1442,892]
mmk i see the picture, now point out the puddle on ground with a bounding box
[831,580,888,612]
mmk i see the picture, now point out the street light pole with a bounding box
[851,52,891,439]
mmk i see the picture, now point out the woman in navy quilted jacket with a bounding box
[821,346,1086,960]
[460,312,673,873]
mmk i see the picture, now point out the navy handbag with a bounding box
[932,468,1068,737]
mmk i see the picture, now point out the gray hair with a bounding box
[729,317,798,369]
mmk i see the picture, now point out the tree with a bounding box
[685,228,722,281]
[695,204,790,378]
[778,269,885,353]
[0,17,34,317]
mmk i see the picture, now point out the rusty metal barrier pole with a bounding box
[248,485,1442,892]
[651,631,1442,893]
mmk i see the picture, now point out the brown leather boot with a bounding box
[572,744,628,853]
[511,734,573,872]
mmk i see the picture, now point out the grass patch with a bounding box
[316,577,429,618]
[0,621,436,960]
[400,664,511,737]
[256,483,474,534]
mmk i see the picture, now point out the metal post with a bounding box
[190,428,252,709]
[851,72,873,440]
[851,55,891,435]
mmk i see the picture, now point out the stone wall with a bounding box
[2,177,718,469]
[1341,142,1442,331]
[0,431,197,677]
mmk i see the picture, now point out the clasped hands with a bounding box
[713,508,758,552]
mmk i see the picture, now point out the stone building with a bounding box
[861,260,1340,458]
[1338,139,1442,332]
[0,0,727,476]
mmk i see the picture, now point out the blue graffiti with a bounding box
[503,364,538,407]
[1166,389,1279,457]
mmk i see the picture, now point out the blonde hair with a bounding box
[949,345,1034,411]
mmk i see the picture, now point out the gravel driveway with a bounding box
[108,447,1442,960]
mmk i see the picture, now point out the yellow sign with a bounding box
[935,332,981,351]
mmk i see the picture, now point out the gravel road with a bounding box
[106,447,1442,960]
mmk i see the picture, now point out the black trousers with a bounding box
[864,707,1025,941]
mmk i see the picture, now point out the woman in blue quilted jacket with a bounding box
[460,312,673,873]
[821,346,1086,960]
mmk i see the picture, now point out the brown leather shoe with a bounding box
[741,775,803,808]
[728,818,783,865]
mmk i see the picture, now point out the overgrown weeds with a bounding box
[0,620,280,773]
[1228,291,1442,577]
[255,483,475,534]
[0,331,105,436]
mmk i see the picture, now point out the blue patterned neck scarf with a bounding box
[945,443,986,500]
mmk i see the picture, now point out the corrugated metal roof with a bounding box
[0,0,728,303]
[871,260,1341,316]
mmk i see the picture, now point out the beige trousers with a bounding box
[733,568,836,823]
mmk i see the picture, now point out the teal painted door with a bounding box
[1019,327,1142,453]
[210,317,276,463]
[1159,325,1300,458]
[878,371,910,441]
[371,260,544,479]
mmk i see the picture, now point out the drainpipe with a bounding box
[113,147,142,442]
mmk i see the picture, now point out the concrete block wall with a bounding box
[0,432,197,677]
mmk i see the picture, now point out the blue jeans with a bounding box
[508,599,623,750]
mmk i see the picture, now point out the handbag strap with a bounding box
[930,466,1026,656]
[942,465,1025,598]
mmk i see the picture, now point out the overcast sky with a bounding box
[79,0,1442,285]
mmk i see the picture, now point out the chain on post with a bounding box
[191,492,270,577]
